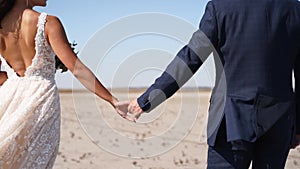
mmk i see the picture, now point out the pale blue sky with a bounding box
[34,0,213,89]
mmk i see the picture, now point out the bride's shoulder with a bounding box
[22,10,61,25]
[45,14,62,23]
[22,9,40,23]
[44,14,64,32]
[22,10,64,31]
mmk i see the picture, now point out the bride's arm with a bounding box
[0,72,7,85]
[45,15,118,108]
[0,61,7,85]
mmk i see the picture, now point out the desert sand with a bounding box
[53,89,300,169]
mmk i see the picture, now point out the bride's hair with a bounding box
[0,0,16,29]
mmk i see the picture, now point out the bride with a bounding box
[0,0,132,168]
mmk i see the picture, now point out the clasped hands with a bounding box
[114,99,144,122]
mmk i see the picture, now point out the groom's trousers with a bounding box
[207,112,295,169]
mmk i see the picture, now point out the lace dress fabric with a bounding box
[0,13,60,169]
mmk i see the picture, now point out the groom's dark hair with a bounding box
[0,0,16,29]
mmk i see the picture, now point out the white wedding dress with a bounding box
[0,13,60,169]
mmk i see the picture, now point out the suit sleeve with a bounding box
[137,1,219,112]
[295,52,300,134]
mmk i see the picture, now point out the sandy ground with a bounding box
[53,89,300,169]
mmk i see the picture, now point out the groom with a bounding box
[117,0,300,168]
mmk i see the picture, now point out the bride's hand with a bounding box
[114,101,136,122]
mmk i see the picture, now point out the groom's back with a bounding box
[203,0,300,145]
[210,0,300,98]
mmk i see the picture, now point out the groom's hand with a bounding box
[115,101,136,122]
[128,99,144,121]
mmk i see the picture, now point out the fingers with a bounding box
[127,105,143,121]
[123,114,136,122]
[127,99,143,120]
[115,101,138,122]
[131,111,142,120]
[115,101,130,107]
[115,107,126,116]
[115,108,135,122]
[114,99,144,122]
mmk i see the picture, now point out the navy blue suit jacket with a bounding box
[137,0,300,146]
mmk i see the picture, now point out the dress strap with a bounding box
[37,13,47,33]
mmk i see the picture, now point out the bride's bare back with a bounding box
[0,9,40,77]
